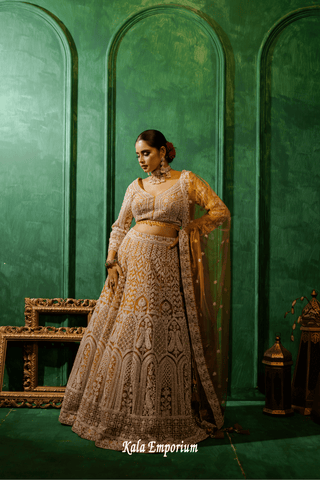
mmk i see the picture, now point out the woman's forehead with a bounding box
[135,139,151,151]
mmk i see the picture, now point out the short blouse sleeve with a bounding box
[108,183,134,254]
[187,172,230,235]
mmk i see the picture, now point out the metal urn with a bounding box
[262,335,294,416]
[291,290,320,415]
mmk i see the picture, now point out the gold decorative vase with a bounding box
[262,335,293,416]
[291,290,320,415]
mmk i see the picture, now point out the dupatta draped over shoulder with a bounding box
[179,171,231,432]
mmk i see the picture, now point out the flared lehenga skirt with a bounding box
[59,229,208,451]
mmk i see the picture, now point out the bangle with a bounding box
[105,259,118,269]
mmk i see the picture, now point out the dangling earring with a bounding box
[160,157,166,174]
[148,156,171,184]
[159,156,171,179]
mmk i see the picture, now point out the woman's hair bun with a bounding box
[166,141,176,160]
[136,129,176,163]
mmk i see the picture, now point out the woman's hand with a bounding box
[168,222,200,249]
[168,223,197,249]
[107,263,124,294]
[168,236,179,249]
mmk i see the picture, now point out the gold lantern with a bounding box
[291,290,320,415]
[262,335,294,416]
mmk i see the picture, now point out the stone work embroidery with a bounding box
[59,171,229,452]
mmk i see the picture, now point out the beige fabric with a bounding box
[108,170,229,252]
[59,170,230,451]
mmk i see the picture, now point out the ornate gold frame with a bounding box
[23,298,96,392]
[0,326,84,407]
[0,298,96,408]
[24,297,96,328]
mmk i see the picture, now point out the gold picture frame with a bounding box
[24,297,97,328]
[0,326,85,408]
[23,297,96,392]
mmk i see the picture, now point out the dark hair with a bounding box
[136,129,175,163]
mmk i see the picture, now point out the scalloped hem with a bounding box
[59,411,76,426]
[71,420,209,453]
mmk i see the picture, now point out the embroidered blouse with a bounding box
[108,170,230,254]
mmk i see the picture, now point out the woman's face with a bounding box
[135,140,165,174]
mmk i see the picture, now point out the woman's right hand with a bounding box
[107,263,124,294]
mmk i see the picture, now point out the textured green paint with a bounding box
[1,0,319,397]
[257,9,320,389]
[37,342,79,388]
[106,5,226,239]
[2,342,24,391]
[0,2,72,324]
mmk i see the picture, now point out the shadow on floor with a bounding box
[0,404,320,479]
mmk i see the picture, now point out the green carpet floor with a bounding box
[0,399,319,479]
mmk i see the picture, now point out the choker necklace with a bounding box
[148,164,172,184]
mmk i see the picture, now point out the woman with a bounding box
[59,130,231,452]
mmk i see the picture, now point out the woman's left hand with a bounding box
[168,236,179,249]
[168,223,198,249]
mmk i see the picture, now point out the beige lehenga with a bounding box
[59,170,231,452]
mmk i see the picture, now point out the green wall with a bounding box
[0,0,319,397]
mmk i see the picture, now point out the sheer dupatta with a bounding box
[179,171,231,433]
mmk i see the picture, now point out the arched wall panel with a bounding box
[105,6,226,239]
[0,2,73,326]
[256,7,320,387]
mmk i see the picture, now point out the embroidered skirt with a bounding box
[59,229,208,451]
